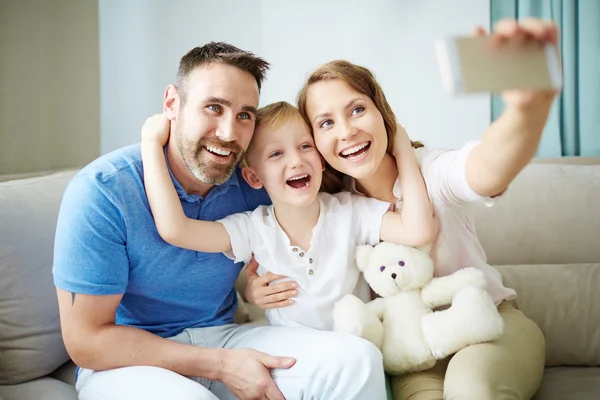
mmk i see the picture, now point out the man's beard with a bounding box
[175,127,244,185]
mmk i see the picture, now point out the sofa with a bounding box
[1,157,599,400]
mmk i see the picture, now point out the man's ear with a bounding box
[242,166,263,190]
[163,84,179,120]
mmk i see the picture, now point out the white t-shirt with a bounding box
[218,192,391,330]
[347,141,516,305]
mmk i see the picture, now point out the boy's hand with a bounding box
[244,257,297,310]
[141,114,171,146]
[473,18,559,111]
[392,123,413,158]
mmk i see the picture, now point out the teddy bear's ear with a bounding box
[356,245,374,272]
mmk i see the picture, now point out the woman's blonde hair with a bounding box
[297,60,423,193]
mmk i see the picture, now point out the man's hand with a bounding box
[244,258,298,310]
[474,18,559,111]
[218,348,296,400]
[141,113,171,146]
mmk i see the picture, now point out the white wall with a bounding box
[100,0,490,154]
[0,0,99,175]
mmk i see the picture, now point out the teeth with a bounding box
[341,143,368,156]
[287,174,308,181]
[206,145,231,156]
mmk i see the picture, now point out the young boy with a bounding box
[141,102,434,330]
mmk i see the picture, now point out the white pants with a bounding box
[76,324,386,400]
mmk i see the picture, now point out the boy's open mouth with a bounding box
[339,142,371,160]
[286,174,311,189]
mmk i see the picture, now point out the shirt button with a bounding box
[308,269,314,275]
[299,252,305,257]
[309,258,313,263]
[292,248,298,252]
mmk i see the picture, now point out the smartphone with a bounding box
[435,35,562,94]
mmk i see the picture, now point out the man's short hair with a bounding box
[175,42,270,103]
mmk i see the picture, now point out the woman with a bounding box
[247,19,556,399]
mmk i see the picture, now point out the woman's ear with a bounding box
[242,166,263,189]
[163,84,179,120]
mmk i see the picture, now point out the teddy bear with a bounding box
[333,241,505,375]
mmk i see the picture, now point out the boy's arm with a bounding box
[141,128,231,253]
[379,126,435,247]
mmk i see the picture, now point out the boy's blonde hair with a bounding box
[256,101,308,131]
[242,101,309,167]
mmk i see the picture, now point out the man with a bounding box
[53,42,386,400]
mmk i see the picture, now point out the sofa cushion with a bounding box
[475,161,600,265]
[0,170,78,384]
[496,263,600,367]
[48,361,77,386]
[533,366,600,400]
[0,376,77,400]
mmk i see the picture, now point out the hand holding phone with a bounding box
[436,20,562,95]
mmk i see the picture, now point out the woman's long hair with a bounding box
[297,60,423,193]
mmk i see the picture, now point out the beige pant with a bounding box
[391,302,545,400]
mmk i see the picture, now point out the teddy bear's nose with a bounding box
[391,273,397,279]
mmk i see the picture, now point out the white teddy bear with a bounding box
[333,242,505,375]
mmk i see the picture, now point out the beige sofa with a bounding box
[1,158,599,400]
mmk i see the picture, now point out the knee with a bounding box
[326,334,386,399]
[339,334,383,369]
[391,371,444,400]
[446,382,519,400]
[313,332,383,376]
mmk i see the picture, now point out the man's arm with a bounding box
[58,289,294,399]
[465,19,559,197]
[52,155,293,400]
[57,289,221,375]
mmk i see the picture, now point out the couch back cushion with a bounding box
[474,159,600,265]
[496,263,600,367]
[0,170,77,384]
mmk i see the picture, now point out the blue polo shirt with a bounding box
[53,144,270,338]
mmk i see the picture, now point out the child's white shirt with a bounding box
[218,192,390,330]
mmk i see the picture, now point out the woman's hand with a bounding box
[244,258,298,310]
[474,18,559,111]
[141,114,171,146]
[465,18,561,198]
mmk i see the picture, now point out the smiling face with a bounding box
[244,115,323,208]
[305,79,389,181]
[171,63,259,185]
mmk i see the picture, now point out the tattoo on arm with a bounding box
[71,292,76,305]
